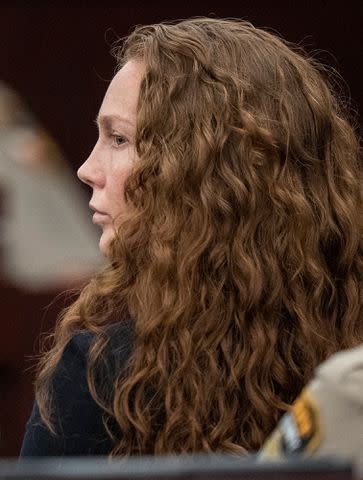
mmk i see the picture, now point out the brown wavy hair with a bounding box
[35,17,363,456]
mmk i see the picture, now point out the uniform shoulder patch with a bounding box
[259,388,322,459]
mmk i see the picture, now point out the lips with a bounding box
[89,204,109,225]
[89,203,107,215]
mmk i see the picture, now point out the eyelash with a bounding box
[110,133,128,148]
[93,120,129,149]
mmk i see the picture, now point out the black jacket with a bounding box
[20,322,133,457]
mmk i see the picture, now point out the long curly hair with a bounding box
[35,17,363,456]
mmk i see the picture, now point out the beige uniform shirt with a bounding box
[260,344,363,468]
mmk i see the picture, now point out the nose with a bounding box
[77,145,104,188]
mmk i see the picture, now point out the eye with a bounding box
[112,134,128,148]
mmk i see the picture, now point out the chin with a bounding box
[99,230,114,257]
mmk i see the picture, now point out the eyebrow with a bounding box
[94,113,135,130]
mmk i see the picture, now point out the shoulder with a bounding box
[314,343,363,404]
[20,319,134,456]
[103,320,135,364]
[54,319,134,400]
[69,318,134,350]
[60,319,134,370]
[56,330,92,373]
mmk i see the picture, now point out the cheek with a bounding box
[108,164,133,213]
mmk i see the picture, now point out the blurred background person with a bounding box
[0,82,103,290]
[260,344,363,470]
[0,82,103,456]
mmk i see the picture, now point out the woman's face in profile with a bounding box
[77,60,143,255]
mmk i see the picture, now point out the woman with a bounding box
[21,17,362,457]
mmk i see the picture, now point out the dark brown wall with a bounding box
[0,0,362,457]
[1,1,362,174]
[0,285,71,456]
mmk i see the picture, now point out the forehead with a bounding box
[98,60,144,124]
